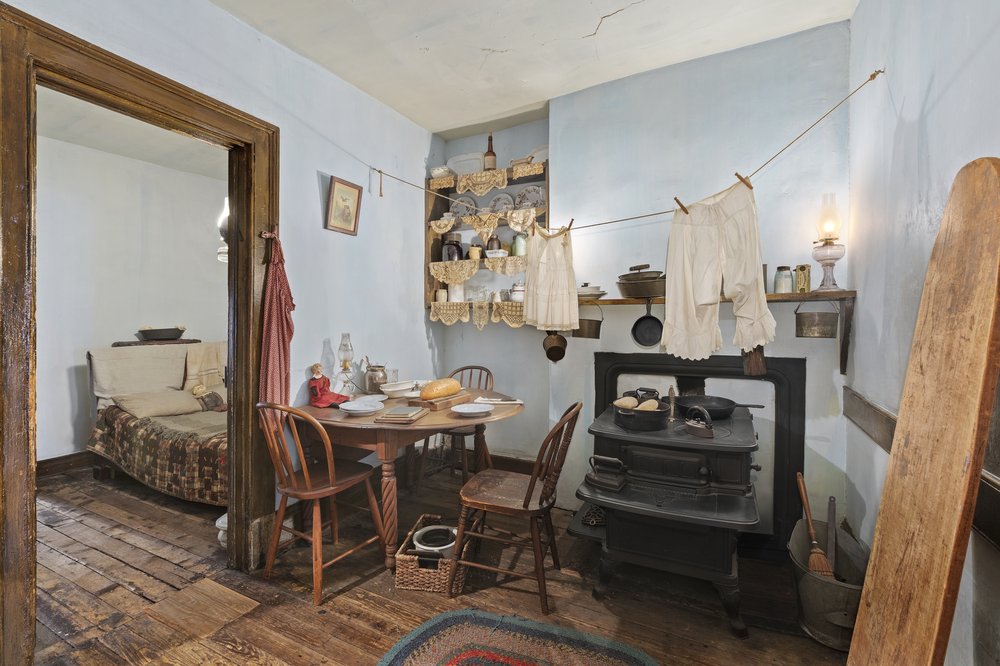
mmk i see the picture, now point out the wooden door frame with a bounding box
[0,4,278,661]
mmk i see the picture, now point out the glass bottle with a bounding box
[484,131,496,171]
[442,232,463,261]
[486,234,502,251]
[774,266,794,294]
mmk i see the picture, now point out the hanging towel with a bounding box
[661,182,775,360]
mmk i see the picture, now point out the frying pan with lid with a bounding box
[618,263,664,282]
[630,299,662,347]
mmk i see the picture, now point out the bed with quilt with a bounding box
[87,342,229,506]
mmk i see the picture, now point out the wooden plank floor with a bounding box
[35,468,846,665]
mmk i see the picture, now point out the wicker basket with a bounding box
[395,513,467,595]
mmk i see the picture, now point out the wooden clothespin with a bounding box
[566,218,574,230]
[735,172,753,190]
[673,197,690,215]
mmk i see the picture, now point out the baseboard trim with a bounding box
[489,453,535,475]
[37,450,95,477]
[844,385,1000,550]
[843,386,896,454]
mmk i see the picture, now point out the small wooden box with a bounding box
[407,390,472,411]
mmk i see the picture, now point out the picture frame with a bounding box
[325,176,363,235]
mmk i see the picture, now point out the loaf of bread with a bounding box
[613,396,639,409]
[420,378,462,400]
[636,399,660,411]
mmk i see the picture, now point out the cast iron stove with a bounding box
[572,406,760,638]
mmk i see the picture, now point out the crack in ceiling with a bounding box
[584,0,647,39]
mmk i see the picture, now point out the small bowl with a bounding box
[430,166,453,178]
[485,249,508,259]
[380,381,416,398]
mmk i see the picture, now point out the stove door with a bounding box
[624,446,709,486]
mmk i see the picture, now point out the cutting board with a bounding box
[407,391,473,411]
[848,158,1000,665]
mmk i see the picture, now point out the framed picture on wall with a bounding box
[325,176,363,235]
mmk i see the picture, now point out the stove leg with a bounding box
[713,579,749,639]
[593,553,616,601]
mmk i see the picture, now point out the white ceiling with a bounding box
[36,86,229,180]
[210,0,857,138]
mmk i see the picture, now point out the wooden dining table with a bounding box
[297,389,523,569]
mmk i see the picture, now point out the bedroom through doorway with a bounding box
[33,85,233,629]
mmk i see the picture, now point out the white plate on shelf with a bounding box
[450,195,477,217]
[515,185,546,210]
[489,192,515,212]
[339,401,385,416]
[447,152,485,175]
[578,291,607,299]
[451,403,495,418]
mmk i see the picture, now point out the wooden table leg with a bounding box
[378,448,399,570]
[473,424,490,472]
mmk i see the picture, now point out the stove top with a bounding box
[589,406,759,453]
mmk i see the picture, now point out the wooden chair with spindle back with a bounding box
[413,365,494,492]
[256,402,385,605]
[446,402,583,614]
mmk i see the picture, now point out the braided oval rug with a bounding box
[378,609,658,666]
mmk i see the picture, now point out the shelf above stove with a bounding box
[579,289,856,374]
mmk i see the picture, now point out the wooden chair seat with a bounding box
[459,468,551,517]
[257,402,385,605]
[281,459,375,500]
[448,402,583,615]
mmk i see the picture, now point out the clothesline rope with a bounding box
[370,69,885,230]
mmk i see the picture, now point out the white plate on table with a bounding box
[451,403,495,418]
[339,401,384,416]
[403,390,421,399]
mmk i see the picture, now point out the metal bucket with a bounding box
[795,302,838,338]
[788,518,869,651]
[572,305,604,339]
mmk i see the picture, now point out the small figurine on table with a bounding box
[308,363,350,408]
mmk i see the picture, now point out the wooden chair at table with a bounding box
[413,365,494,492]
[446,402,583,614]
[257,402,385,606]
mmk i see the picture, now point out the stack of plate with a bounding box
[577,284,607,299]
[339,398,385,417]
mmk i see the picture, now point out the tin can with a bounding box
[795,264,811,293]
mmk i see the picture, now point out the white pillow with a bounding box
[112,389,202,418]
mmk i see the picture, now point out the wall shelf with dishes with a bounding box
[423,155,548,329]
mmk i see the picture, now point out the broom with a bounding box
[796,472,834,577]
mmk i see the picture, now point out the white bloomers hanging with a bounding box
[660,182,775,360]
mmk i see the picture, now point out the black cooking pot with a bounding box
[613,388,669,431]
[672,395,765,420]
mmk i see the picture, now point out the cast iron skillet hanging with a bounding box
[630,299,662,347]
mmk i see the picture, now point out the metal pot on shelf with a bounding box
[617,264,666,299]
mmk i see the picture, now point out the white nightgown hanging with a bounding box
[524,222,579,331]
